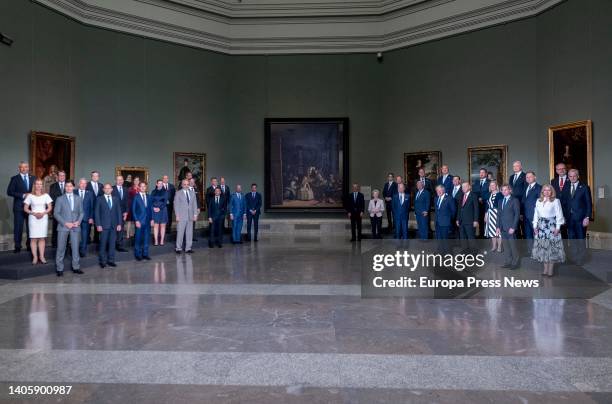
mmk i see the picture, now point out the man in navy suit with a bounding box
[434,185,456,252]
[437,165,453,195]
[346,183,365,242]
[551,163,570,239]
[161,175,176,233]
[497,184,521,269]
[522,171,542,252]
[95,184,123,268]
[219,177,231,230]
[415,168,434,196]
[456,182,479,252]
[382,173,397,232]
[472,168,490,239]
[508,161,527,203]
[567,169,592,265]
[245,183,262,242]
[413,180,431,240]
[132,181,153,261]
[86,171,103,244]
[75,179,95,257]
[112,175,129,252]
[6,162,35,253]
[208,187,226,248]
[392,183,410,239]
[205,177,219,210]
[450,176,463,238]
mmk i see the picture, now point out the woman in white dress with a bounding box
[23,179,53,264]
[532,184,565,277]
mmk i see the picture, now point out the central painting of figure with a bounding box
[265,118,349,212]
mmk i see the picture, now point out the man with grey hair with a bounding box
[566,169,592,265]
[230,184,246,244]
[54,180,83,276]
[174,179,198,253]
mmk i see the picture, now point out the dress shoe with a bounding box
[500,264,511,269]
[72,269,84,274]
[217,244,222,248]
[135,256,142,261]
[116,247,128,252]
[176,249,183,254]
[143,256,151,260]
[208,244,214,248]
[350,238,356,242]
[99,263,106,268]
[13,248,21,254]
[108,262,117,267]
[254,238,258,242]
[186,250,193,254]
[56,271,63,277]
[79,253,86,258]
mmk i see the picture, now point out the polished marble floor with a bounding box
[0,236,611,403]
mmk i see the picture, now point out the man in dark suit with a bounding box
[472,168,490,239]
[392,183,410,240]
[208,187,226,248]
[75,179,95,257]
[86,171,103,243]
[188,177,201,241]
[6,162,35,253]
[437,165,453,195]
[112,175,129,252]
[95,184,123,268]
[434,185,456,252]
[497,184,521,269]
[132,181,153,261]
[567,169,592,265]
[415,168,434,196]
[522,171,541,252]
[245,183,262,242]
[205,177,219,209]
[162,175,176,233]
[413,180,431,240]
[509,161,527,203]
[219,177,231,230]
[346,183,365,242]
[450,176,463,238]
[382,173,397,232]
[49,170,67,248]
[456,181,479,252]
[551,162,570,239]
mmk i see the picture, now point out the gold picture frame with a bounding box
[30,131,76,190]
[115,166,150,186]
[403,151,442,188]
[173,152,206,208]
[467,145,508,185]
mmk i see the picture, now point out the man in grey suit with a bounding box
[174,179,198,254]
[496,184,521,270]
[54,181,84,277]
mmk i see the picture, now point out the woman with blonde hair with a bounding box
[484,180,502,252]
[24,179,53,264]
[532,184,565,276]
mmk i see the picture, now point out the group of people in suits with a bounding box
[7,162,263,277]
[347,161,593,276]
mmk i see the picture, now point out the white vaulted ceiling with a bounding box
[35,0,564,54]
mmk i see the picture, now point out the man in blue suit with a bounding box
[132,181,153,261]
[434,185,456,253]
[437,165,453,195]
[567,169,592,265]
[230,184,246,244]
[95,184,123,268]
[6,162,35,253]
[245,183,262,242]
[208,187,226,248]
[75,179,95,257]
[392,183,410,239]
[413,180,431,240]
[522,171,541,252]
[472,168,490,238]
[415,168,434,197]
[382,173,397,232]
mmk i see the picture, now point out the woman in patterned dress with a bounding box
[532,184,565,277]
[484,180,502,252]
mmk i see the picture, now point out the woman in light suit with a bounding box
[368,189,384,239]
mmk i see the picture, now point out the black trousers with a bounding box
[166,204,173,233]
[13,210,29,249]
[99,228,117,264]
[370,216,382,239]
[477,202,486,238]
[247,213,259,240]
[384,200,393,230]
[350,215,362,240]
[459,223,476,251]
[51,218,59,247]
[116,218,125,249]
[209,217,224,246]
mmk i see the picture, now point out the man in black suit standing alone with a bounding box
[456,181,479,252]
[49,170,67,248]
[245,183,262,242]
[346,183,365,242]
[382,173,397,233]
[497,184,521,269]
[6,162,35,253]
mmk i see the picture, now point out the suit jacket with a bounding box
[132,193,153,224]
[208,195,226,220]
[437,175,453,195]
[49,181,67,202]
[567,182,592,221]
[392,193,411,219]
[497,196,520,232]
[382,181,397,200]
[219,184,231,208]
[6,174,35,212]
[86,181,103,200]
[174,188,197,221]
[163,183,176,206]
[230,193,247,217]
[74,189,95,222]
[112,185,129,214]
[472,178,491,203]
[457,191,479,225]
[551,176,570,218]
[414,177,434,196]
[522,183,542,220]
[205,185,218,209]
[95,195,122,229]
[413,189,431,215]
[435,194,456,227]
[509,172,526,202]
[346,192,365,215]
[246,192,262,215]
[54,193,83,232]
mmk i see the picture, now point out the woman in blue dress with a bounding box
[151,179,168,246]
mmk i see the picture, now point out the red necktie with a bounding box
[462,194,468,206]
[560,177,564,189]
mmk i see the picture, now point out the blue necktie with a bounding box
[23,175,29,190]
[437,196,442,209]
[107,196,112,208]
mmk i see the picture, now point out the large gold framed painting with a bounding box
[467,145,507,184]
[173,152,206,208]
[403,151,441,190]
[115,166,149,186]
[30,131,76,192]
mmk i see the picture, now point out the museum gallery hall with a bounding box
[1,0,612,403]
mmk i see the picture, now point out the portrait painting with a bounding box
[265,118,349,212]
[403,151,441,191]
[548,120,593,198]
[173,152,206,207]
[468,145,507,184]
[29,131,75,193]
[115,166,149,188]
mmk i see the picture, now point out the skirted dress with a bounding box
[151,188,169,224]
[485,191,501,238]
[532,198,566,263]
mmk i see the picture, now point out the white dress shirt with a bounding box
[532,198,565,230]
